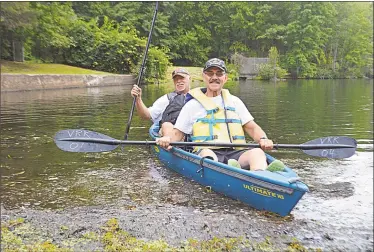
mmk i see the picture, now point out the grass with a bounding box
[0,60,114,75]
[1,60,202,80]
[1,60,234,82]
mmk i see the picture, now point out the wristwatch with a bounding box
[260,137,267,140]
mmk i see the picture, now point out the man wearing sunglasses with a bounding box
[130,68,191,136]
[156,58,282,171]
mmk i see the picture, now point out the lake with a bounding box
[1,78,373,250]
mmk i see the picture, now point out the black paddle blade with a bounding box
[54,129,119,153]
[301,136,357,159]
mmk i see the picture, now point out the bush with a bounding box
[64,16,170,80]
[257,63,288,80]
[226,62,240,80]
[137,47,171,83]
[315,67,334,79]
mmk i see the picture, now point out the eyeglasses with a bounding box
[204,70,225,77]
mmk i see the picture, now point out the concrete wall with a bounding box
[1,74,136,92]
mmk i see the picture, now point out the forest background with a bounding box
[1,2,373,81]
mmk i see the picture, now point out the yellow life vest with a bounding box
[188,87,246,149]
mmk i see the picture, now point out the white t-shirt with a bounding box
[174,94,254,134]
[148,94,169,123]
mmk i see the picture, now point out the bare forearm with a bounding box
[169,128,185,142]
[156,128,185,150]
[251,128,267,143]
[243,121,267,143]
[135,98,151,120]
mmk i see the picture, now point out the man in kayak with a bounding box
[131,68,191,136]
[156,58,284,171]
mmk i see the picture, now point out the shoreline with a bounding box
[0,73,136,92]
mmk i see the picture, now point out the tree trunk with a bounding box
[296,66,299,78]
[333,42,338,72]
[13,40,24,62]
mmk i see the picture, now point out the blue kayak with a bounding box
[149,124,309,216]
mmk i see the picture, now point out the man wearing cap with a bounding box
[156,58,283,171]
[130,68,191,136]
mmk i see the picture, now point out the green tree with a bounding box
[258,46,288,80]
[165,2,212,65]
[30,2,76,62]
[71,2,111,22]
[0,2,37,61]
[2,2,372,79]
[85,16,143,73]
[282,2,336,78]
[140,47,171,83]
[329,2,373,78]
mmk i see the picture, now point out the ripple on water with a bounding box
[1,83,372,250]
[292,151,373,249]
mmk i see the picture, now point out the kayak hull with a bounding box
[149,125,308,216]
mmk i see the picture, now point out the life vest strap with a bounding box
[190,135,218,141]
[191,135,244,141]
[196,118,241,124]
[206,108,219,114]
[223,119,241,124]
[189,87,246,149]
[224,106,236,111]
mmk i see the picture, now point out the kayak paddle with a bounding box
[54,129,357,159]
[124,2,158,141]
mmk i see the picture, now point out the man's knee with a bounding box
[240,148,267,171]
[239,148,266,166]
[199,149,218,161]
[245,148,266,161]
[248,148,265,156]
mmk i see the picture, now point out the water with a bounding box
[1,79,373,248]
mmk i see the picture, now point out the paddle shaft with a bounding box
[124,2,159,141]
[56,137,355,150]
[54,129,357,158]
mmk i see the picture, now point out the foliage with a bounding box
[139,47,171,83]
[89,16,143,74]
[0,2,37,60]
[65,16,146,74]
[258,47,288,80]
[1,2,372,79]
[226,62,240,80]
[257,64,288,80]
[329,2,373,78]
[28,2,77,63]
[268,47,279,68]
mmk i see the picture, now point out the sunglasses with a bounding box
[204,70,225,77]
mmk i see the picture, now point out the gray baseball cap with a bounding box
[172,68,190,79]
[203,58,227,72]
